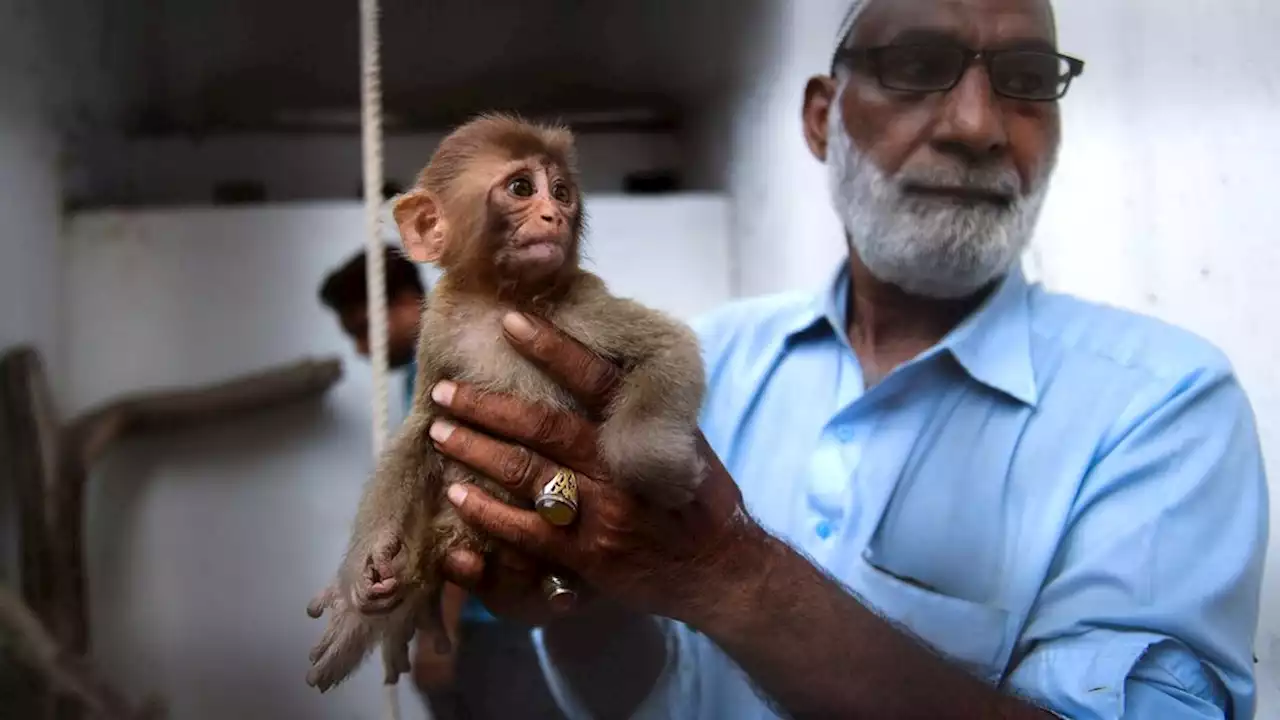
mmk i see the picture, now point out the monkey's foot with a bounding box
[306,592,376,692]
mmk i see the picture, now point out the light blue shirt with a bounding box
[535,264,1268,719]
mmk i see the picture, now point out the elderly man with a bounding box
[420,0,1268,718]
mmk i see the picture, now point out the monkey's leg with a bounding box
[307,412,444,691]
[380,602,421,685]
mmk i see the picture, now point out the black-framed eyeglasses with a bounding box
[834,44,1086,102]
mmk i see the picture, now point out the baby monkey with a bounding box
[305,113,707,692]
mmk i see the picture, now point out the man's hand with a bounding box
[431,312,763,626]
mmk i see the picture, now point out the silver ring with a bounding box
[534,468,579,527]
[542,573,578,613]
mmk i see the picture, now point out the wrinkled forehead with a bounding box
[847,0,1056,50]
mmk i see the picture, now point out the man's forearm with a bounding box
[542,599,668,718]
[696,528,1055,720]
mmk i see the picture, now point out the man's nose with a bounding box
[930,65,1009,165]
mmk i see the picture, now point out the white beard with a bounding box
[825,94,1052,299]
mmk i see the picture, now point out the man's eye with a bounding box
[507,177,535,197]
[552,182,572,203]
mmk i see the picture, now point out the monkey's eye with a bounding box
[552,182,573,204]
[507,177,535,198]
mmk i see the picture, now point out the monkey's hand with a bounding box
[599,415,705,507]
[596,324,707,506]
[350,530,411,615]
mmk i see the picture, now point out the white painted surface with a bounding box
[87,132,683,208]
[64,195,731,719]
[1042,4,1280,716]
[717,0,1280,716]
[0,4,66,590]
[0,0,141,585]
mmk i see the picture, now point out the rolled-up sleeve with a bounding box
[1006,367,1268,719]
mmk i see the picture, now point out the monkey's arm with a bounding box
[554,279,707,504]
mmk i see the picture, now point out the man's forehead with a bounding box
[849,0,1055,48]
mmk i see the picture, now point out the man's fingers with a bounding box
[431,382,601,473]
[431,422,564,501]
[446,483,570,564]
[501,313,622,415]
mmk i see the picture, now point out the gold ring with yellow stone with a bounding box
[535,468,579,527]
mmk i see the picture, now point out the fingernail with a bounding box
[447,483,469,506]
[431,380,456,406]
[502,312,536,341]
[429,419,455,443]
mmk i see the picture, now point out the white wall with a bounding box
[63,194,731,719]
[85,132,684,208]
[1041,3,1280,715]
[0,32,65,593]
[0,0,143,586]
[712,0,850,298]
[718,0,1280,716]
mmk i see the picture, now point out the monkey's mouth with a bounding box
[516,242,561,261]
[505,238,566,269]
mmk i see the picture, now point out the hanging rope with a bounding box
[360,0,389,460]
[359,0,400,718]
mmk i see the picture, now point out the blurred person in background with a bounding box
[319,246,565,719]
[424,0,1270,718]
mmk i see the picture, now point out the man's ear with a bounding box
[392,189,447,263]
[802,75,838,162]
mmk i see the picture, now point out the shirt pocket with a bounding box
[850,553,1016,685]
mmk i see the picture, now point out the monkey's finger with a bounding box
[447,483,572,565]
[354,590,404,616]
[432,381,603,476]
[365,578,400,599]
[441,549,486,591]
[432,421,575,502]
[501,312,622,415]
[307,586,337,618]
[309,618,340,663]
[372,534,404,563]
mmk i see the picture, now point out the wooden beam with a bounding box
[0,583,163,720]
[0,348,60,629]
[54,358,344,654]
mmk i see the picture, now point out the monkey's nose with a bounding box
[540,212,555,223]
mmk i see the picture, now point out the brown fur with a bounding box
[304,113,705,692]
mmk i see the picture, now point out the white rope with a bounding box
[358,0,399,718]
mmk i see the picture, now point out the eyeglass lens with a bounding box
[875,45,1073,100]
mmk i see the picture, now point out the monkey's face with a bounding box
[487,157,579,283]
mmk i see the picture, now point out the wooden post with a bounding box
[0,346,343,717]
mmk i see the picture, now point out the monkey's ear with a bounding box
[392,189,447,263]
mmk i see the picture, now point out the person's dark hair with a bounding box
[319,245,425,313]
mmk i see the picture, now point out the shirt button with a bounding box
[835,426,855,442]
[815,521,833,540]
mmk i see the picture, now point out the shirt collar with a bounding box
[784,263,1040,407]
